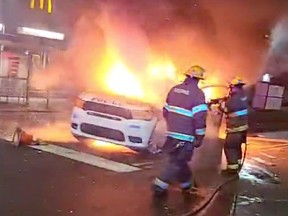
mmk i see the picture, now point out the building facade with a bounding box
[0,0,73,102]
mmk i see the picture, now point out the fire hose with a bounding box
[180,93,247,215]
[181,138,248,216]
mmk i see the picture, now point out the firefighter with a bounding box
[220,77,248,175]
[152,65,208,197]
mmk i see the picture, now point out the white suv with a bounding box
[71,92,158,151]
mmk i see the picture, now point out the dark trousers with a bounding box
[159,137,194,186]
[224,131,247,166]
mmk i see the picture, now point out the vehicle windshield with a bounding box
[84,101,132,119]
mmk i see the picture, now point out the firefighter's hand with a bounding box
[194,135,204,148]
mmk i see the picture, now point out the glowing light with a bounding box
[88,140,136,154]
[218,130,226,140]
[17,27,65,40]
[202,87,214,102]
[30,0,53,14]
[105,61,144,98]
[0,23,4,32]
[148,60,176,80]
[201,86,228,102]
[200,75,228,102]
[97,49,177,106]
[24,122,76,143]
[262,74,271,83]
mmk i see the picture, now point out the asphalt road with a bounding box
[201,137,288,216]
[0,110,287,216]
[1,133,288,216]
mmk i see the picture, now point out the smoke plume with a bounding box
[31,0,288,103]
[265,17,288,76]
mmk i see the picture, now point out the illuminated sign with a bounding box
[0,23,4,32]
[17,27,65,40]
[30,0,53,14]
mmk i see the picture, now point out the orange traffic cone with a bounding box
[12,127,39,147]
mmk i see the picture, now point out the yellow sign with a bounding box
[30,0,53,14]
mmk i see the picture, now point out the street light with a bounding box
[262,73,271,83]
[17,27,65,40]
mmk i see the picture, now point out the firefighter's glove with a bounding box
[194,135,204,148]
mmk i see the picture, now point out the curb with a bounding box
[0,109,67,113]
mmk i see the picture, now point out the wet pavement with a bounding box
[1,135,288,215]
[0,112,288,215]
[232,139,288,216]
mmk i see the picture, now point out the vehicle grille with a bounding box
[80,123,125,142]
[87,112,122,121]
[83,101,132,119]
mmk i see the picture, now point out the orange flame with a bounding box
[101,56,227,106]
[200,75,228,102]
[87,140,136,154]
[97,50,177,105]
[105,61,144,98]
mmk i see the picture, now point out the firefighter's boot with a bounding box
[152,185,168,198]
[221,164,239,177]
[180,181,198,200]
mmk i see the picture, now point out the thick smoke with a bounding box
[32,0,288,101]
[265,17,288,76]
[271,18,288,54]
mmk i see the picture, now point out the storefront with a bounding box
[0,0,69,104]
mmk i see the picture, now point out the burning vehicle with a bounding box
[71,92,158,151]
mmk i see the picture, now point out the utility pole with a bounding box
[26,52,32,106]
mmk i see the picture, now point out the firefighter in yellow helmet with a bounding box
[185,65,206,80]
[152,65,208,197]
[219,76,248,175]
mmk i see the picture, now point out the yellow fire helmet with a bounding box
[229,76,246,86]
[184,65,206,80]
